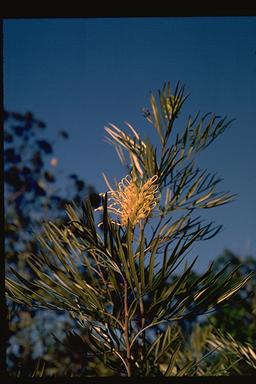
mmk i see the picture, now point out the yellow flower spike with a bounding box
[107,174,159,227]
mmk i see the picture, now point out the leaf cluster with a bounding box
[6,82,254,376]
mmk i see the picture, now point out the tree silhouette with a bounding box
[4,110,99,376]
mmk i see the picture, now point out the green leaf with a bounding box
[150,94,164,144]
[126,221,140,293]
[186,171,207,199]
[148,236,161,290]
[164,344,181,376]
[216,272,255,304]
[112,227,133,291]
[138,226,145,291]
[145,332,163,360]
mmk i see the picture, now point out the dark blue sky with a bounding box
[3,17,256,272]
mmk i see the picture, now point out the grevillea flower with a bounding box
[97,174,159,227]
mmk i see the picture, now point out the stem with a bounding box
[138,222,146,361]
[139,283,145,361]
[124,280,132,377]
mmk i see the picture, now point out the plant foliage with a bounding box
[6,82,255,376]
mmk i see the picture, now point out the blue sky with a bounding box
[3,17,256,272]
